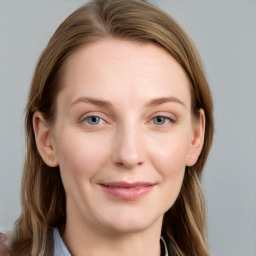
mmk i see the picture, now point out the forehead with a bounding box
[58,39,191,108]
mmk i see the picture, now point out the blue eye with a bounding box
[84,116,104,125]
[152,116,171,125]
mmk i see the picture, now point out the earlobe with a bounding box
[33,111,58,167]
[186,109,205,167]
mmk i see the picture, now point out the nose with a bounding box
[111,123,145,169]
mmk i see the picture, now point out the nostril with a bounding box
[115,160,143,168]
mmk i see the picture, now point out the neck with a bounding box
[63,214,163,256]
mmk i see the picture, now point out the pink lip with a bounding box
[99,182,155,201]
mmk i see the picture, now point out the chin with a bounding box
[99,209,162,235]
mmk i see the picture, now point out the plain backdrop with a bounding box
[0,0,256,255]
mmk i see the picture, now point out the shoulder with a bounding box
[0,232,12,256]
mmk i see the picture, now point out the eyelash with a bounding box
[80,114,176,128]
[150,115,176,126]
[80,115,105,126]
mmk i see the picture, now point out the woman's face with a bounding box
[35,39,204,235]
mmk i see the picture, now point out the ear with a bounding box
[186,109,205,167]
[33,111,58,167]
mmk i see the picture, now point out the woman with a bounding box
[0,0,214,255]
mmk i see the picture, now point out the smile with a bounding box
[99,182,155,201]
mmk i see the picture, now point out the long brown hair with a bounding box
[11,0,214,255]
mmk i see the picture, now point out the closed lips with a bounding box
[100,182,154,188]
[99,182,155,200]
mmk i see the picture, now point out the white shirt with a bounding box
[53,228,168,256]
[53,228,71,256]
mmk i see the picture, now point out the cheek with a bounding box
[153,144,187,190]
[149,132,191,177]
[53,129,109,185]
[148,131,191,205]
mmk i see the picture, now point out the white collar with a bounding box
[53,228,169,256]
[53,228,71,256]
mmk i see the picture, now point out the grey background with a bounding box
[0,0,255,255]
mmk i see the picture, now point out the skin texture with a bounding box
[33,39,205,256]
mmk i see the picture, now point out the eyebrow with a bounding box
[146,96,186,108]
[70,97,113,108]
[70,96,186,108]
